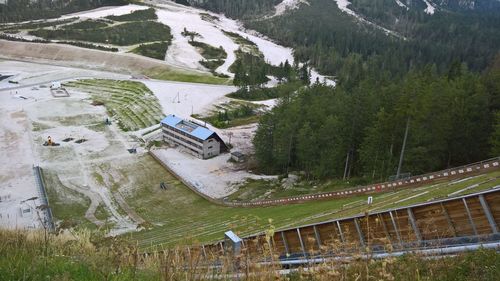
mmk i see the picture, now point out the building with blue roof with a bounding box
[160,114,228,159]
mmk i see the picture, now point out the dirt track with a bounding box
[0,40,212,79]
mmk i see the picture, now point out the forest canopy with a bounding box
[253,58,500,181]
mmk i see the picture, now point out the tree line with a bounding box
[180,0,279,18]
[253,58,500,181]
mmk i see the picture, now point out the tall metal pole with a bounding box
[396,117,410,179]
[343,151,350,180]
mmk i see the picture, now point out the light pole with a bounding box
[396,117,410,179]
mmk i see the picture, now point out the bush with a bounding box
[200,59,225,71]
[188,40,227,60]
[105,8,157,22]
[130,42,169,60]
[62,19,108,30]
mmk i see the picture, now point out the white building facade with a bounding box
[161,115,228,159]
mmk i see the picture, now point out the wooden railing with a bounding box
[201,187,500,259]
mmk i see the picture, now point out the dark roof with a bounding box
[231,151,244,157]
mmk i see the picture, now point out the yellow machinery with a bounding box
[43,136,60,146]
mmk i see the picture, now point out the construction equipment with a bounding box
[43,136,60,146]
[127,144,138,154]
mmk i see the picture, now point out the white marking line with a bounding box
[448,175,480,186]
[448,184,479,197]
[342,199,363,208]
[394,191,430,204]
[448,184,500,197]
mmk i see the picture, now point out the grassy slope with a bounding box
[122,155,500,250]
[44,170,97,230]
[1,229,499,281]
[229,170,500,202]
[144,67,232,85]
[65,79,164,132]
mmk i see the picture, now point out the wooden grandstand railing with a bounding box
[200,187,500,259]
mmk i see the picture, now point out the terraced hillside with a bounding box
[125,165,499,251]
[66,79,164,131]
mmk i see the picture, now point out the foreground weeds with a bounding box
[0,229,498,280]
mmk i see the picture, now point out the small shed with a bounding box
[224,230,242,256]
[231,151,245,162]
[50,82,62,89]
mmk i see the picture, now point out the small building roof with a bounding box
[231,151,244,158]
[191,126,214,140]
[224,230,242,243]
[161,114,215,141]
[161,114,182,127]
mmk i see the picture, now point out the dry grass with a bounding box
[1,228,498,280]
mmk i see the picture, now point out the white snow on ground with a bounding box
[395,0,409,10]
[154,2,295,73]
[333,0,405,39]
[152,148,274,198]
[154,7,239,75]
[0,61,139,233]
[0,60,128,230]
[154,2,334,84]
[0,92,40,229]
[422,0,436,15]
[311,69,336,87]
[140,80,237,117]
[335,0,358,17]
[53,2,335,84]
[218,17,295,66]
[60,4,148,19]
[274,0,309,17]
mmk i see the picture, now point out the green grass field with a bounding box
[44,169,98,230]
[121,155,500,250]
[144,67,232,85]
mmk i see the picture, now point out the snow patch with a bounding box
[141,79,236,117]
[311,69,336,87]
[335,0,357,17]
[274,0,309,17]
[61,4,148,19]
[395,0,409,10]
[333,0,405,39]
[423,0,436,15]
